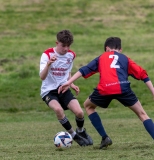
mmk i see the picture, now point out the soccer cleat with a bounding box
[76,128,93,145]
[73,134,89,146]
[99,136,112,149]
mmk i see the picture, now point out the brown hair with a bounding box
[57,30,73,46]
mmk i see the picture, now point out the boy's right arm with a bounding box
[40,63,51,80]
[40,54,57,80]
[128,57,154,99]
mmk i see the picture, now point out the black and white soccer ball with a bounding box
[54,131,73,148]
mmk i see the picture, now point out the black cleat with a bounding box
[100,136,112,149]
[76,128,93,145]
[73,134,89,146]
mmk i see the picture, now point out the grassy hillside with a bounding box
[0,0,154,111]
[1,1,154,160]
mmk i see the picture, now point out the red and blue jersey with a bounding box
[79,51,149,95]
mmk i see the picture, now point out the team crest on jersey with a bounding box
[66,58,72,64]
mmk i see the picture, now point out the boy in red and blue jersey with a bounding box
[59,37,154,149]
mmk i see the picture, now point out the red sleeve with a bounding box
[44,48,54,59]
[68,49,76,59]
[128,57,148,80]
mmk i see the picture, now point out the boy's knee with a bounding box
[54,107,64,115]
[75,110,84,118]
[84,102,91,111]
[83,101,88,109]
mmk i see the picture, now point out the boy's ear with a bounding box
[106,46,110,52]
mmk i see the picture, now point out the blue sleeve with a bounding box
[79,56,99,78]
[143,77,150,83]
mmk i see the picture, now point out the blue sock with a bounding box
[143,119,154,139]
[89,112,107,138]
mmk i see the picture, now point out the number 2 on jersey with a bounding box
[109,55,120,68]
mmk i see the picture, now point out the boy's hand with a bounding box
[70,84,80,96]
[47,56,57,66]
[58,82,70,94]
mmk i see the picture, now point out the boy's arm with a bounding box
[145,81,154,99]
[128,57,154,99]
[40,54,57,80]
[40,62,51,80]
[58,56,99,93]
[68,72,80,96]
[68,71,82,84]
[128,57,148,80]
[58,71,82,94]
[79,56,99,78]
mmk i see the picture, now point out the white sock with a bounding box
[76,127,84,133]
[70,131,76,138]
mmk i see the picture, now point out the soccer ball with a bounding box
[54,131,73,148]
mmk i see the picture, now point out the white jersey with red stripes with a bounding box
[40,47,76,98]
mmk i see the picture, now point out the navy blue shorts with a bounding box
[42,88,76,110]
[89,89,138,108]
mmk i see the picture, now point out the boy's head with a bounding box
[56,30,73,54]
[104,37,122,52]
[56,30,73,46]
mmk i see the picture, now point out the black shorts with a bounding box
[42,88,76,110]
[89,89,138,108]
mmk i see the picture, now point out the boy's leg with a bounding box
[84,98,112,149]
[48,99,87,146]
[129,100,154,139]
[68,99,93,145]
[48,100,75,136]
[84,98,108,138]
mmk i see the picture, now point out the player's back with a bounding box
[97,51,130,95]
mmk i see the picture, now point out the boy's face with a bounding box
[56,41,70,55]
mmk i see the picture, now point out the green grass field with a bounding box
[0,0,154,159]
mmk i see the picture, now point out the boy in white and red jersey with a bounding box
[39,30,93,146]
[59,37,154,149]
